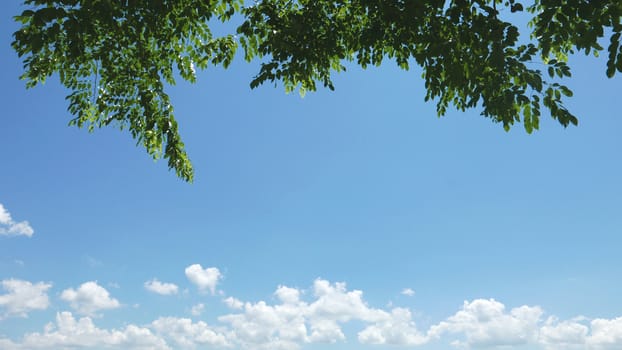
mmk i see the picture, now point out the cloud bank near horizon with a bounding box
[1,265,622,349]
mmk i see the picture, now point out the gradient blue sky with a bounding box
[1,2,621,349]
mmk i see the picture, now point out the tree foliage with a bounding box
[12,0,622,181]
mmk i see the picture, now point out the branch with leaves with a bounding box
[12,0,622,181]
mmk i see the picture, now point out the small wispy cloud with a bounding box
[401,288,415,297]
[0,203,34,237]
[223,296,243,310]
[84,255,103,268]
[190,303,205,316]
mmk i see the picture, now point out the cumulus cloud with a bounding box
[587,317,622,349]
[358,307,427,346]
[60,281,120,316]
[0,204,34,237]
[151,317,230,348]
[0,279,51,318]
[219,300,309,350]
[185,264,222,294]
[428,298,543,348]
[540,316,588,349]
[145,279,179,296]
[0,311,168,350]
[307,279,387,324]
[217,279,423,349]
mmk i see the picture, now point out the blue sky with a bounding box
[1,2,622,349]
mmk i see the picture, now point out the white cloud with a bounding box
[60,281,120,316]
[358,307,427,346]
[191,303,205,316]
[151,317,230,348]
[219,299,308,350]
[224,296,244,310]
[185,264,222,294]
[0,279,51,318]
[4,275,622,350]
[275,285,301,304]
[427,301,622,350]
[145,279,179,296]
[307,279,387,324]
[587,317,622,349]
[0,204,34,237]
[428,298,543,348]
[218,279,413,349]
[539,316,588,349]
[0,311,168,350]
[401,288,415,297]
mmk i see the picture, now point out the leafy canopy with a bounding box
[12,0,622,181]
